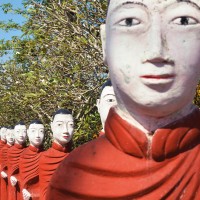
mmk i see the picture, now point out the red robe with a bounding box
[46,107,200,200]
[19,145,43,200]
[0,140,6,197]
[7,143,26,200]
[39,142,71,200]
[1,144,13,200]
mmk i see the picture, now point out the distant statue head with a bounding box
[102,0,200,119]
[51,109,74,146]
[1,127,7,142]
[27,120,44,148]
[96,79,117,131]
[6,126,15,146]
[14,121,27,145]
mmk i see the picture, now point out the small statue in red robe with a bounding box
[0,127,7,150]
[46,0,200,199]
[0,127,7,197]
[39,108,74,200]
[96,79,116,136]
[1,126,15,200]
[8,121,27,200]
[19,120,44,200]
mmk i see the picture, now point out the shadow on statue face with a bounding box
[103,0,200,117]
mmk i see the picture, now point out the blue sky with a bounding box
[0,0,25,40]
[0,0,25,61]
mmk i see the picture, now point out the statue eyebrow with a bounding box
[122,1,147,8]
[177,0,200,10]
[111,1,147,13]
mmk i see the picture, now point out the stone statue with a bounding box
[19,120,44,200]
[0,127,7,149]
[47,0,200,199]
[8,122,27,200]
[96,79,116,136]
[1,126,15,200]
[39,108,74,200]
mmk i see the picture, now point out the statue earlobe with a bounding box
[100,24,107,65]
[27,129,30,138]
[96,99,100,112]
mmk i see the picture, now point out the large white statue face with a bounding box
[1,127,7,141]
[14,125,27,145]
[6,129,15,146]
[51,114,74,146]
[97,86,116,130]
[27,124,44,147]
[104,0,200,117]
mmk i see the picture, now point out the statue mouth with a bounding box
[63,133,69,139]
[140,74,175,79]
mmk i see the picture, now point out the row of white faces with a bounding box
[0,114,74,147]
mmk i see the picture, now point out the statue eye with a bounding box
[173,16,198,25]
[119,18,140,27]
[106,99,116,103]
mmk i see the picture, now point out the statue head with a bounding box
[96,79,116,131]
[6,126,15,146]
[1,127,7,142]
[102,0,200,118]
[14,121,27,145]
[27,120,44,148]
[51,109,74,146]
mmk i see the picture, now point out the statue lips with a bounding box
[35,137,41,142]
[140,74,175,79]
[19,136,24,141]
[140,74,175,85]
[63,133,69,139]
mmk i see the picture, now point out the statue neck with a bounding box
[116,103,196,138]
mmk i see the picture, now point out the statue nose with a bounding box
[63,125,68,133]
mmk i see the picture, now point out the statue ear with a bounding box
[100,24,107,65]
[27,129,30,138]
[96,99,100,113]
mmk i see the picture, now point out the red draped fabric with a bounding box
[46,107,200,200]
[39,142,71,200]
[1,144,13,200]
[19,145,43,200]
[7,143,26,200]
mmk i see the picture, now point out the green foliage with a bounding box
[0,0,108,149]
[194,81,200,108]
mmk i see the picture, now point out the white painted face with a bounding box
[27,124,44,147]
[1,127,7,141]
[14,125,27,145]
[6,129,15,145]
[104,0,200,117]
[51,114,74,146]
[97,86,116,130]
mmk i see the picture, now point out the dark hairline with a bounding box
[52,108,72,120]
